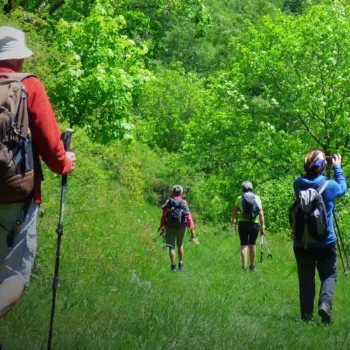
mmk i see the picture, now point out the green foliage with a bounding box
[181,73,303,224]
[3,0,349,233]
[230,2,350,156]
[50,0,152,143]
[179,1,350,226]
[61,128,196,211]
[0,9,54,79]
[154,0,283,74]
[2,142,350,349]
[134,64,208,152]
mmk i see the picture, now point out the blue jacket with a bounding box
[293,165,347,247]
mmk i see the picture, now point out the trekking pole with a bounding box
[153,227,165,242]
[336,236,348,275]
[332,210,349,275]
[333,209,350,269]
[263,236,273,260]
[260,235,264,263]
[48,129,74,350]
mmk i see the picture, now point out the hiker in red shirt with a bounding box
[0,26,76,318]
[159,185,196,272]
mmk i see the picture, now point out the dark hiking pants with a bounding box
[293,242,337,318]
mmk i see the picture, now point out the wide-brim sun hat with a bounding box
[0,26,33,60]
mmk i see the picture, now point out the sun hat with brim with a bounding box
[0,26,33,60]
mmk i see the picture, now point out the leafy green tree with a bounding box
[134,64,208,152]
[0,9,54,81]
[230,2,350,157]
[156,0,283,74]
[50,1,152,143]
[182,1,350,227]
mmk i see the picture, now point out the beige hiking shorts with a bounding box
[0,202,39,287]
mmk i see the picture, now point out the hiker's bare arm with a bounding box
[259,207,266,235]
[231,206,239,227]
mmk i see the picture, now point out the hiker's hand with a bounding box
[66,151,76,171]
[190,228,196,238]
[158,227,165,234]
[333,154,342,167]
[260,229,265,235]
[231,222,236,229]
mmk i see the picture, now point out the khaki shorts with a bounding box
[0,202,39,287]
[165,227,186,249]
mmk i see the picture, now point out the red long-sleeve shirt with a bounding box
[0,64,73,203]
[160,196,195,229]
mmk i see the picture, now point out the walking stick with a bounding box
[263,236,273,260]
[336,235,348,275]
[333,209,350,268]
[48,129,74,350]
[260,235,264,263]
[332,209,349,275]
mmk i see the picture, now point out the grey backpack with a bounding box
[241,192,261,221]
[289,181,329,248]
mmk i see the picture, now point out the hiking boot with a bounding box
[250,265,258,272]
[178,262,184,271]
[301,312,314,322]
[171,264,176,272]
[242,266,248,271]
[318,303,333,324]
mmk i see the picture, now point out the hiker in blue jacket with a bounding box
[293,150,347,324]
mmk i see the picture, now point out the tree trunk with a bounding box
[4,0,16,13]
[49,0,65,15]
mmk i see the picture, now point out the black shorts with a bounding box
[238,222,259,246]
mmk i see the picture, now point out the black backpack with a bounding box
[289,180,329,248]
[165,198,189,227]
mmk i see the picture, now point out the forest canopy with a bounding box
[1,0,349,232]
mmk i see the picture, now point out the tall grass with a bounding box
[1,131,350,349]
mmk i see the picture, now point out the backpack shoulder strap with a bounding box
[316,180,329,195]
[0,73,36,82]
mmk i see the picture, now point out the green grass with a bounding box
[1,135,350,349]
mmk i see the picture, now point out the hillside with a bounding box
[1,129,350,349]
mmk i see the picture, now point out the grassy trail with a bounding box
[1,198,350,350]
[1,143,350,349]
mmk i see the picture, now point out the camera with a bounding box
[326,156,334,165]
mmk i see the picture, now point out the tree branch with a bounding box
[297,112,327,149]
[49,0,64,15]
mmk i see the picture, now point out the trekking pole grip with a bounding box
[60,128,74,186]
[61,128,74,152]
